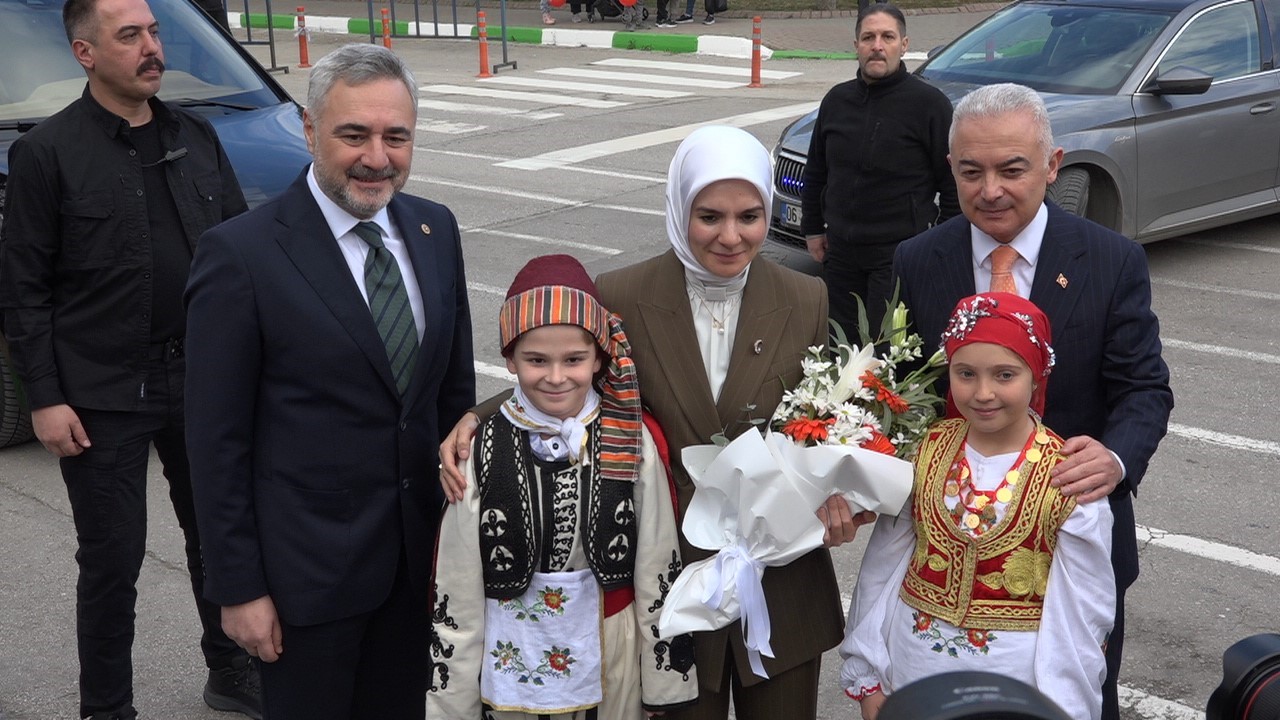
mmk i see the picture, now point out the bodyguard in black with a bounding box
[800,3,959,338]
[0,0,256,717]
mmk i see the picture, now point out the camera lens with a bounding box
[1208,634,1280,720]
[879,671,1072,720]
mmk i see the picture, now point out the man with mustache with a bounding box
[184,43,475,719]
[0,0,256,717]
[800,2,958,338]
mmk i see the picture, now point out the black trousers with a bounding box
[61,354,242,718]
[823,242,899,345]
[258,556,430,720]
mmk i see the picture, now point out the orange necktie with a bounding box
[989,245,1020,295]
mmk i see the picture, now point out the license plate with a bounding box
[782,202,802,228]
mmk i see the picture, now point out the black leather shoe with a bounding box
[203,657,263,719]
[87,706,137,720]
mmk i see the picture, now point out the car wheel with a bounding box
[0,337,34,449]
[1048,166,1090,216]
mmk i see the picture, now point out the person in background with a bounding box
[801,3,958,339]
[892,82,1174,720]
[440,126,875,720]
[842,292,1114,720]
[0,0,256,716]
[184,43,475,720]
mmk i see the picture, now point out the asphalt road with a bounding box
[1,27,1277,720]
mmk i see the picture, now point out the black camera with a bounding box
[1208,633,1280,720]
[879,671,1072,720]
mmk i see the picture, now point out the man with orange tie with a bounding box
[891,82,1173,720]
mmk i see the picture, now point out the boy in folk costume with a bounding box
[428,255,697,719]
[840,293,1115,720]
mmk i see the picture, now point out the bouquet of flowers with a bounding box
[658,299,947,678]
[772,301,947,463]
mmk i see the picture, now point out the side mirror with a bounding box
[1141,65,1214,95]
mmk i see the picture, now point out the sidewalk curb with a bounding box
[231,12,772,58]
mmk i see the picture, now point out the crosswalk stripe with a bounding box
[1167,423,1280,457]
[1173,237,1280,254]
[415,119,487,135]
[593,57,802,79]
[498,101,819,170]
[478,75,693,98]
[461,227,624,256]
[1152,276,1280,302]
[1137,525,1280,577]
[538,67,744,89]
[421,84,629,109]
[411,175,664,218]
[419,99,562,120]
[1161,337,1280,365]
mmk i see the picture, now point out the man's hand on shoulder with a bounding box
[439,411,480,502]
[1052,435,1124,503]
[222,595,284,662]
[31,404,90,457]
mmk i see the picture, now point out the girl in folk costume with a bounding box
[428,255,697,720]
[840,292,1115,720]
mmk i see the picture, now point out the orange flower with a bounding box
[862,370,909,413]
[861,429,897,456]
[549,652,570,671]
[542,590,563,610]
[781,417,835,444]
[914,612,933,632]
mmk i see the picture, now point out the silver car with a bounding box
[766,0,1280,270]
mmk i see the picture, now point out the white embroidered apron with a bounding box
[481,568,604,714]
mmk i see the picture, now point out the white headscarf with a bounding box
[665,126,774,287]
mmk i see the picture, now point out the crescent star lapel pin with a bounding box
[421,223,431,235]
[1056,273,1068,289]
[753,339,764,355]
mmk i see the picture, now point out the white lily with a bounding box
[830,343,882,404]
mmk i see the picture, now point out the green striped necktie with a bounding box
[354,221,418,397]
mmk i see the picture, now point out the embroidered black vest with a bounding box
[475,414,638,598]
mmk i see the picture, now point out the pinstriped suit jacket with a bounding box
[892,202,1174,589]
[597,250,845,691]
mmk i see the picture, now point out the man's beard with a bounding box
[317,162,403,219]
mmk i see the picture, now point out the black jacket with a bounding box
[800,65,959,256]
[0,86,246,411]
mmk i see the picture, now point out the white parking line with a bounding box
[1137,525,1280,577]
[475,360,512,380]
[1162,338,1280,365]
[415,119,487,135]
[419,99,563,121]
[419,147,666,183]
[466,282,507,296]
[1173,238,1280,254]
[1152,277,1280,302]
[1167,423,1280,457]
[411,174,663,218]
[498,101,819,170]
[593,57,802,79]
[478,76,693,98]
[463,228,623,256]
[1117,685,1204,720]
[539,67,745,89]
[421,84,629,109]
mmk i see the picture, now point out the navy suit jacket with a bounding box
[892,203,1173,588]
[184,172,475,626]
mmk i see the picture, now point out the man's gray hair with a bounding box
[950,83,1055,161]
[306,44,418,121]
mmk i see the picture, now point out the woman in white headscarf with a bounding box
[440,126,872,720]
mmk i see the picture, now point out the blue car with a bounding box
[0,0,313,446]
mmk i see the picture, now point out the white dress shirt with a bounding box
[970,203,1048,298]
[685,268,747,403]
[306,166,425,341]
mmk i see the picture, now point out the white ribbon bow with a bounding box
[702,540,774,678]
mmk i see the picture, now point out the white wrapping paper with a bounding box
[658,428,913,677]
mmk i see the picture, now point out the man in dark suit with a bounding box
[184,44,475,719]
[893,83,1173,720]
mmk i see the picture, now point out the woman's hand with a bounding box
[817,495,877,548]
[860,690,887,720]
[439,412,480,502]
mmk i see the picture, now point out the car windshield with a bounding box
[919,2,1175,94]
[0,0,281,125]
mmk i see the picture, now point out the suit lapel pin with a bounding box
[753,339,764,355]
[421,224,431,235]
[1056,273,1068,289]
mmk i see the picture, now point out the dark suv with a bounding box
[0,0,313,447]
